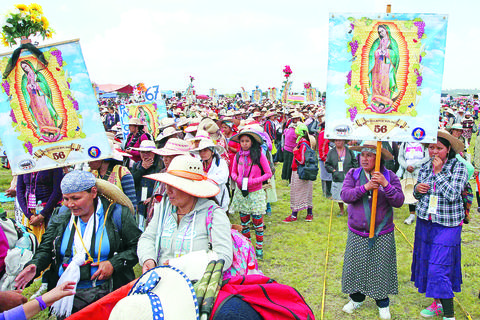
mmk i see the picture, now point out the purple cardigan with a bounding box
[16,168,64,223]
[340,167,404,237]
[283,127,297,152]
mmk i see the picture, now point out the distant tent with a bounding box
[98,84,134,94]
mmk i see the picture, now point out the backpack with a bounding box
[450,158,473,224]
[206,205,260,280]
[297,142,319,181]
[211,275,315,320]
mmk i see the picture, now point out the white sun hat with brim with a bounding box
[265,110,276,118]
[349,141,394,161]
[145,155,220,198]
[186,129,210,141]
[437,129,465,154]
[153,138,191,156]
[128,117,145,126]
[184,122,200,133]
[191,138,225,155]
[159,117,176,130]
[108,266,198,320]
[175,117,189,128]
[130,140,158,152]
[230,129,263,144]
[155,126,181,142]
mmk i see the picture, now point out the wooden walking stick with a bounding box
[368,141,383,244]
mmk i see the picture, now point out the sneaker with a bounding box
[282,215,297,223]
[30,282,48,299]
[255,249,263,260]
[342,300,362,314]
[305,214,313,222]
[404,214,415,225]
[379,306,391,319]
[420,301,443,318]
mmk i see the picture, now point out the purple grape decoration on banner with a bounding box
[414,20,425,39]
[25,141,33,155]
[1,81,10,96]
[349,40,358,56]
[10,109,16,123]
[348,106,357,121]
[347,70,352,86]
[51,50,64,67]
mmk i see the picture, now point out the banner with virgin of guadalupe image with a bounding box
[118,101,167,142]
[0,39,112,175]
[325,13,448,143]
[304,88,319,105]
[251,88,262,104]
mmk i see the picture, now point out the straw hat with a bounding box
[208,111,218,120]
[265,110,276,118]
[159,117,176,130]
[175,117,189,128]
[191,138,225,155]
[252,111,262,118]
[155,126,181,142]
[349,141,394,160]
[437,129,464,154]
[450,123,463,131]
[109,266,198,320]
[131,140,158,152]
[290,111,303,119]
[400,178,418,205]
[153,138,191,156]
[128,117,144,126]
[184,122,199,133]
[230,129,263,144]
[199,118,220,134]
[96,179,135,214]
[186,129,210,141]
[145,155,220,198]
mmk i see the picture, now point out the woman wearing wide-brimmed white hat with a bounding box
[191,139,230,211]
[137,155,233,274]
[130,140,162,228]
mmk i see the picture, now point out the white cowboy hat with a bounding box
[230,129,263,144]
[155,126,181,142]
[175,117,189,128]
[145,155,220,198]
[159,117,176,130]
[186,129,210,142]
[153,138,191,156]
[109,266,198,320]
[265,110,276,118]
[131,140,158,152]
[128,117,145,126]
[191,138,225,155]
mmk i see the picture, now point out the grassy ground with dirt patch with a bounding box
[1,154,479,319]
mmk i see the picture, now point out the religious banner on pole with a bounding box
[304,82,318,105]
[210,88,218,103]
[281,81,292,104]
[251,86,262,104]
[240,87,250,102]
[325,13,448,143]
[119,101,167,142]
[0,39,112,175]
[268,87,278,101]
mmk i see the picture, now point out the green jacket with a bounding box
[27,196,141,291]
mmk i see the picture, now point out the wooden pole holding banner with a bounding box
[369,3,391,239]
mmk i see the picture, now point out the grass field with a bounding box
[1,153,479,319]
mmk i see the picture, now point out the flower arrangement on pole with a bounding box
[1,3,54,47]
[280,65,293,103]
[304,82,311,89]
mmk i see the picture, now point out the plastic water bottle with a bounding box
[35,201,44,215]
[16,235,31,251]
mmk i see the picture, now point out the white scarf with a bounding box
[52,202,102,318]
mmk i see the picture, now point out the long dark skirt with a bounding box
[411,218,462,299]
[342,230,398,300]
[281,151,293,182]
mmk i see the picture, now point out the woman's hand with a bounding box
[142,259,156,274]
[41,281,76,306]
[29,214,44,227]
[364,180,379,191]
[91,261,114,281]
[15,265,37,290]
[432,156,444,174]
[416,183,430,194]
[142,158,154,170]
[406,165,415,173]
[371,172,388,187]
[0,290,27,311]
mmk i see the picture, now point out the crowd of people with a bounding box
[0,94,478,320]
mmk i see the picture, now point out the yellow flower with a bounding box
[28,3,43,14]
[41,16,49,29]
[15,4,28,11]
[46,30,53,39]
[1,35,9,47]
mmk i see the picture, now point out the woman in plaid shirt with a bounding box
[411,130,468,320]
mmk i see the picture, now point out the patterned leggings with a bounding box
[239,213,264,250]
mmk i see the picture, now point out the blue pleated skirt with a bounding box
[411,218,463,299]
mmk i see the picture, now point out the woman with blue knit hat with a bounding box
[283,123,314,222]
[15,170,141,319]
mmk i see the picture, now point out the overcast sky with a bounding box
[1,0,478,94]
